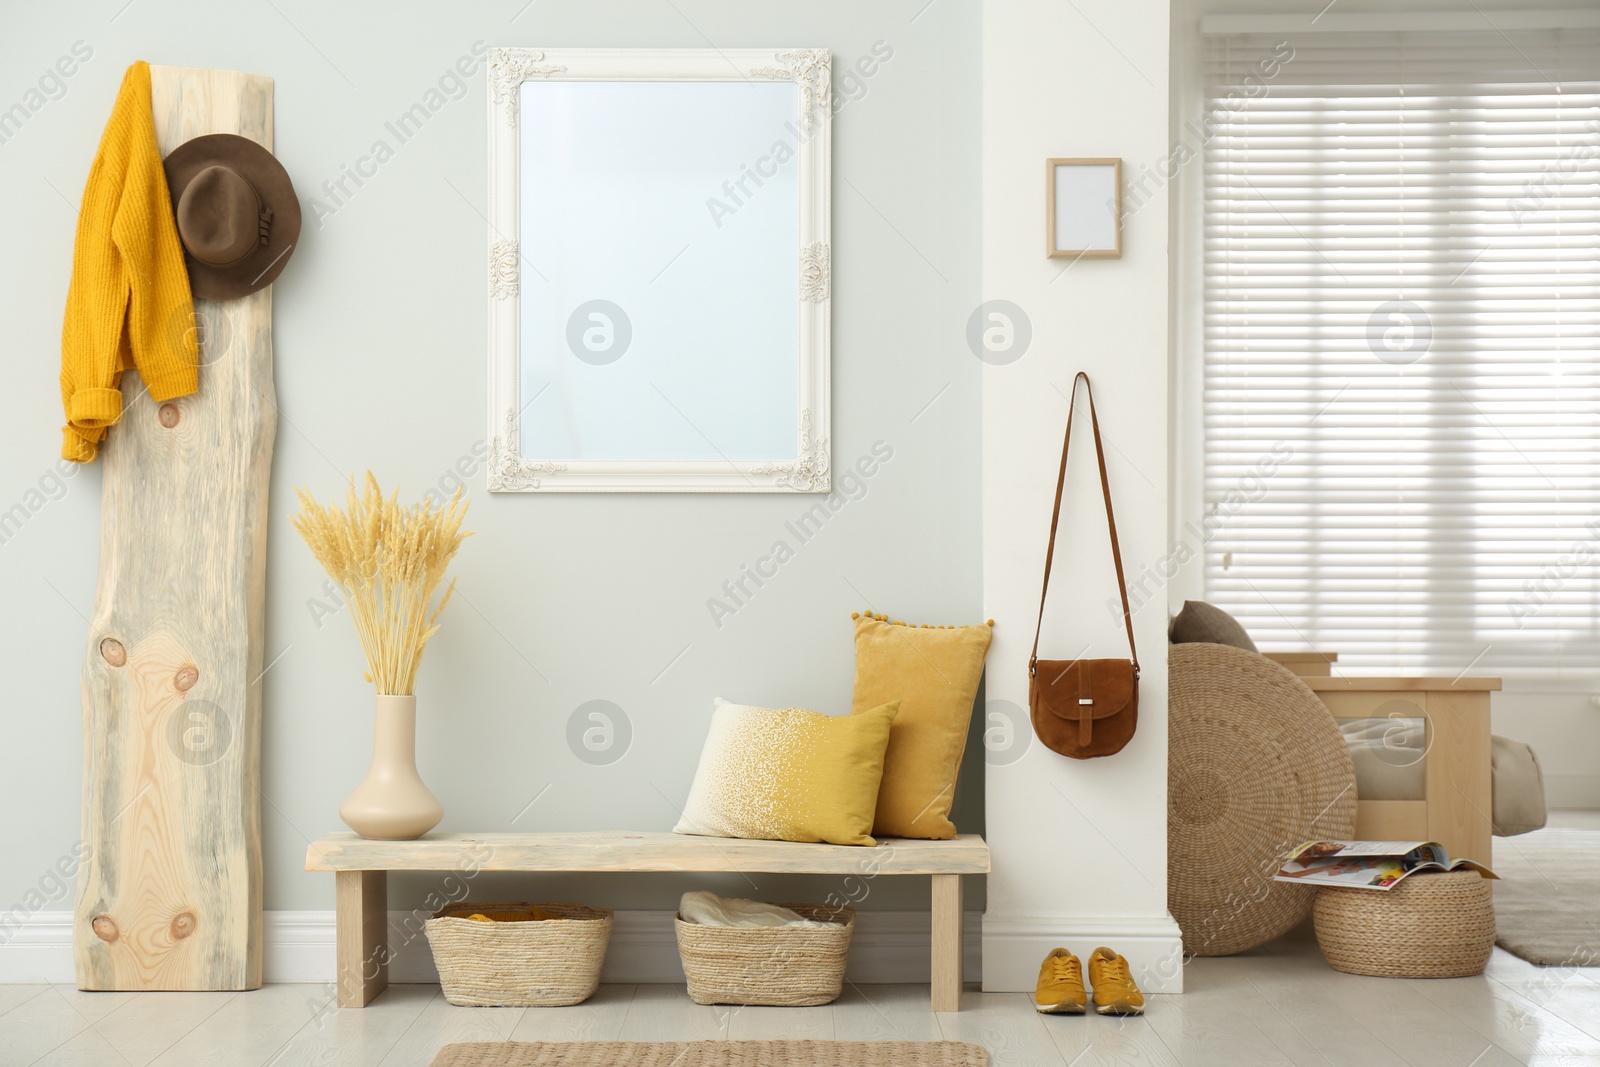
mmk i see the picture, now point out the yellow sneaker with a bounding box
[1033,948,1088,1014]
[1087,947,1145,1015]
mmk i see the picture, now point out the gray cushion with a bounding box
[1492,735,1547,837]
[1341,717,1426,801]
[1169,600,1258,652]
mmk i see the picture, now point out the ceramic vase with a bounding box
[340,694,443,840]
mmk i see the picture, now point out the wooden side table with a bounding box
[1262,651,1339,677]
[1302,676,1499,867]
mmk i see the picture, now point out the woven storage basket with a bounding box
[675,903,854,1007]
[1168,643,1359,957]
[426,901,613,1006]
[1314,870,1495,978]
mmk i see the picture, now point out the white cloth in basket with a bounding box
[678,891,833,928]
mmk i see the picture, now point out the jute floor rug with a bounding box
[429,1040,989,1066]
[1493,828,1600,967]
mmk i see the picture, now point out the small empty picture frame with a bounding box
[1046,158,1122,259]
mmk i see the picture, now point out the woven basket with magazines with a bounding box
[1314,871,1494,978]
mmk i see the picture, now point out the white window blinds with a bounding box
[1201,29,1600,678]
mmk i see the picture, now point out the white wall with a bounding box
[981,0,1182,993]
[0,0,984,924]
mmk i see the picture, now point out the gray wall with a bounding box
[0,0,982,916]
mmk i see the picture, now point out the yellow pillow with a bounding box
[674,698,898,847]
[850,612,993,839]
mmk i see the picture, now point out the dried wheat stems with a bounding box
[292,473,472,695]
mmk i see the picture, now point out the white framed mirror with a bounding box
[486,48,832,492]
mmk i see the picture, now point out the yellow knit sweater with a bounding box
[60,61,198,463]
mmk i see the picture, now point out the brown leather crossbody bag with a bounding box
[1029,371,1141,760]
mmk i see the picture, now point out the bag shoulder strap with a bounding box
[1029,371,1139,678]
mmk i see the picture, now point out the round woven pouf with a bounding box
[1314,871,1495,978]
[1168,643,1358,956]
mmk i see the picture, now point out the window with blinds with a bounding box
[1200,29,1600,679]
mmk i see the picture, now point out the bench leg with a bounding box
[336,870,388,1008]
[931,874,963,1012]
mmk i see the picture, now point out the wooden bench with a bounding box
[305,831,990,1011]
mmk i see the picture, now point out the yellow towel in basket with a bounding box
[465,908,563,923]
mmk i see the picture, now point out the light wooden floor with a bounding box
[5,930,1599,1067]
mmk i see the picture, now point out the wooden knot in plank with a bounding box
[170,911,198,940]
[158,403,181,428]
[91,915,119,942]
[99,638,126,667]
[174,666,199,692]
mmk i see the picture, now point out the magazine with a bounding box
[1274,840,1496,891]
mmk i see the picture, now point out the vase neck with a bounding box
[372,695,418,765]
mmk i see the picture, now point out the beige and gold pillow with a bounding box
[850,612,993,840]
[674,698,899,847]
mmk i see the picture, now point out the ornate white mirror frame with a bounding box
[486,47,832,493]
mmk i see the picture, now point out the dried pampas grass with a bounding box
[293,473,472,695]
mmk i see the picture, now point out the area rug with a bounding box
[430,1041,988,1066]
[1493,828,1600,966]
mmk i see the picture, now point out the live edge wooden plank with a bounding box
[305,832,992,875]
[75,65,275,993]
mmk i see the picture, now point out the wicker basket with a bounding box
[1168,643,1358,957]
[425,901,613,1006]
[1314,871,1495,978]
[675,902,854,1006]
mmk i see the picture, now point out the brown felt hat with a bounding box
[163,133,300,300]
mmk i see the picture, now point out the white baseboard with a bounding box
[1,909,983,987]
[982,914,1185,994]
[0,911,74,984]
